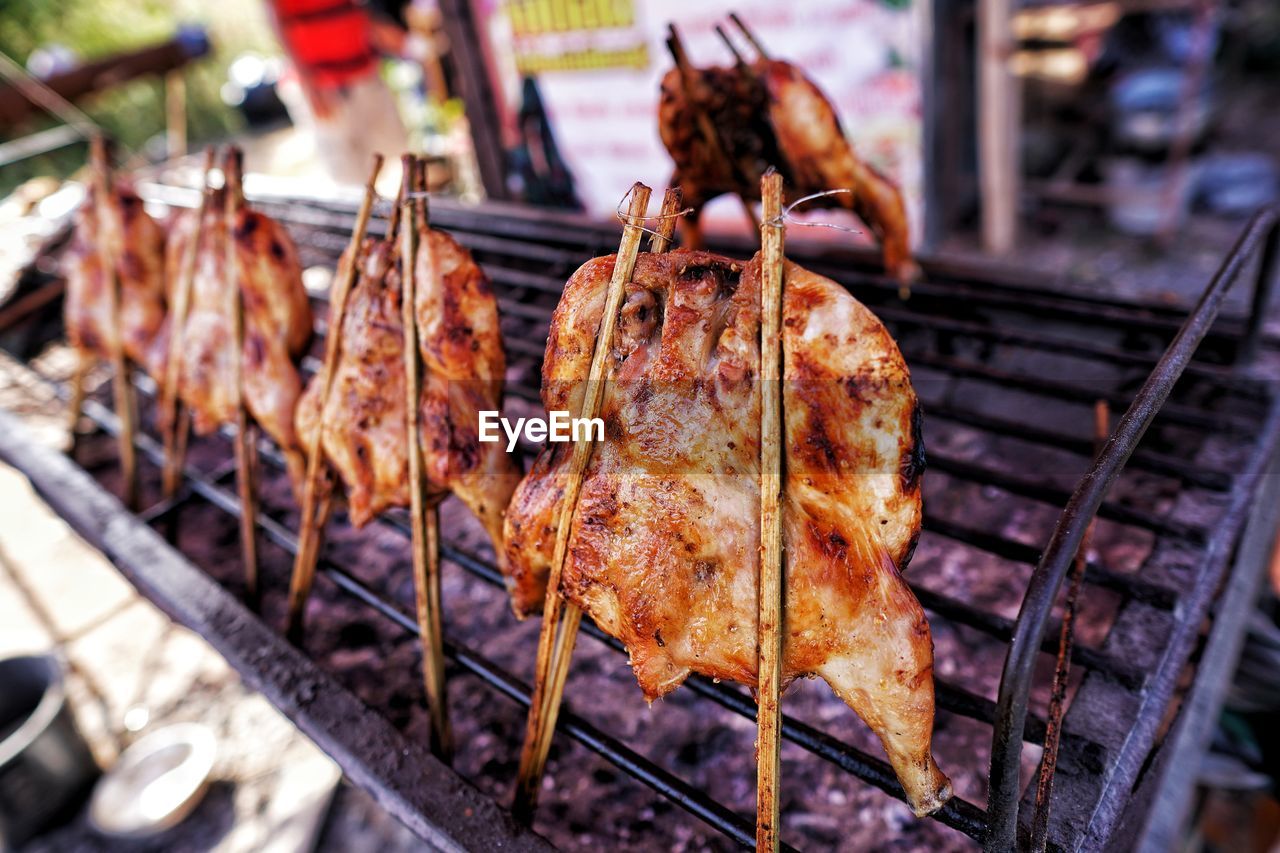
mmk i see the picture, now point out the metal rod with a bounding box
[986,206,1280,852]
[1242,215,1279,362]
[1030,400,1108,851]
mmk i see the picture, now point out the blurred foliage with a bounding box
[0,0,279,197]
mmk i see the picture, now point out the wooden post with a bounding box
[513,183,653,823]
[756,169,787,852]
[286,153,384,643]
[400,155,454,761]
[223,147,260,608]
[978,0,1019,254]
[161,145,216,501]
[89,135,138,510]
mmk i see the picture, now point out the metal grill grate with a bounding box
[5,183,1280,851]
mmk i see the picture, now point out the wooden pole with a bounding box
[223,146,260,608]
[89,135,138,510]
[161,145,216,501]
[756,169,787,852]
[286,153,384,643]
[401,155,453,761]
[978,0,1019,254]
[513,183,653,823]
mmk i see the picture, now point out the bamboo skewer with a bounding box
[223,147,260,608]
[715,24,749,71]
[1030,400,1109,852]
[400,155,453,761]
[285,154,384,643]
[161,146,217,501]
[729,11,770,59]
[66,349,88,441]
[89,136,139,510]
[513,183,656,823]
[756,169,787,852]
[649,186,683,252]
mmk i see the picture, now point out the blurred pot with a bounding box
[0,655,99,849]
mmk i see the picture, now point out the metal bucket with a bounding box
[0,655,100,849]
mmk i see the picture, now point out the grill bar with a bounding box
[985,207,1280,851]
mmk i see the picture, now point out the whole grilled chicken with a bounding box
[659,58,919,285]
[294,226,521,578]
[65,181,170,378]
[165,188,313,487]
[503,249,949,816]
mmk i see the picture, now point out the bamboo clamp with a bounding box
[512,183,684,823]
[87,135,139,510]
[400,154,454,762]
[222,147,261,609]
[286,153,384,643]
[161,146,218,505]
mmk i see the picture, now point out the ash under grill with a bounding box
[4,184,1279,851]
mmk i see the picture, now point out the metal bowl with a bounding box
[88,723,216,839]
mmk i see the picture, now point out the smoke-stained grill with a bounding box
[3,180,1278,851]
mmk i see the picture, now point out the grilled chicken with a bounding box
[165,188,313,487]
[659,58,919,285]
[65,181,170,377]
[503,249,949,816]
[294,226,521,579]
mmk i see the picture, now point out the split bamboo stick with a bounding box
[513,183,654,822]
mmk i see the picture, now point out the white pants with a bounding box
[281,73,409,187]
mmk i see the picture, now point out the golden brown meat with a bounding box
[166,189,313,487]
[294,227,521,583]
[64,182,169,377]
[503,248,949,816]
[658,59,919,285]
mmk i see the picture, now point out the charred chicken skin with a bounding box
[504,248,949,815]
[294,227,521,582]
[165,189,313,487]
[659,59,919,285]
[65,182,170,378]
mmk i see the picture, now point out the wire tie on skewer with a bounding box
[764,188,865,234]
[614,186,694,242]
